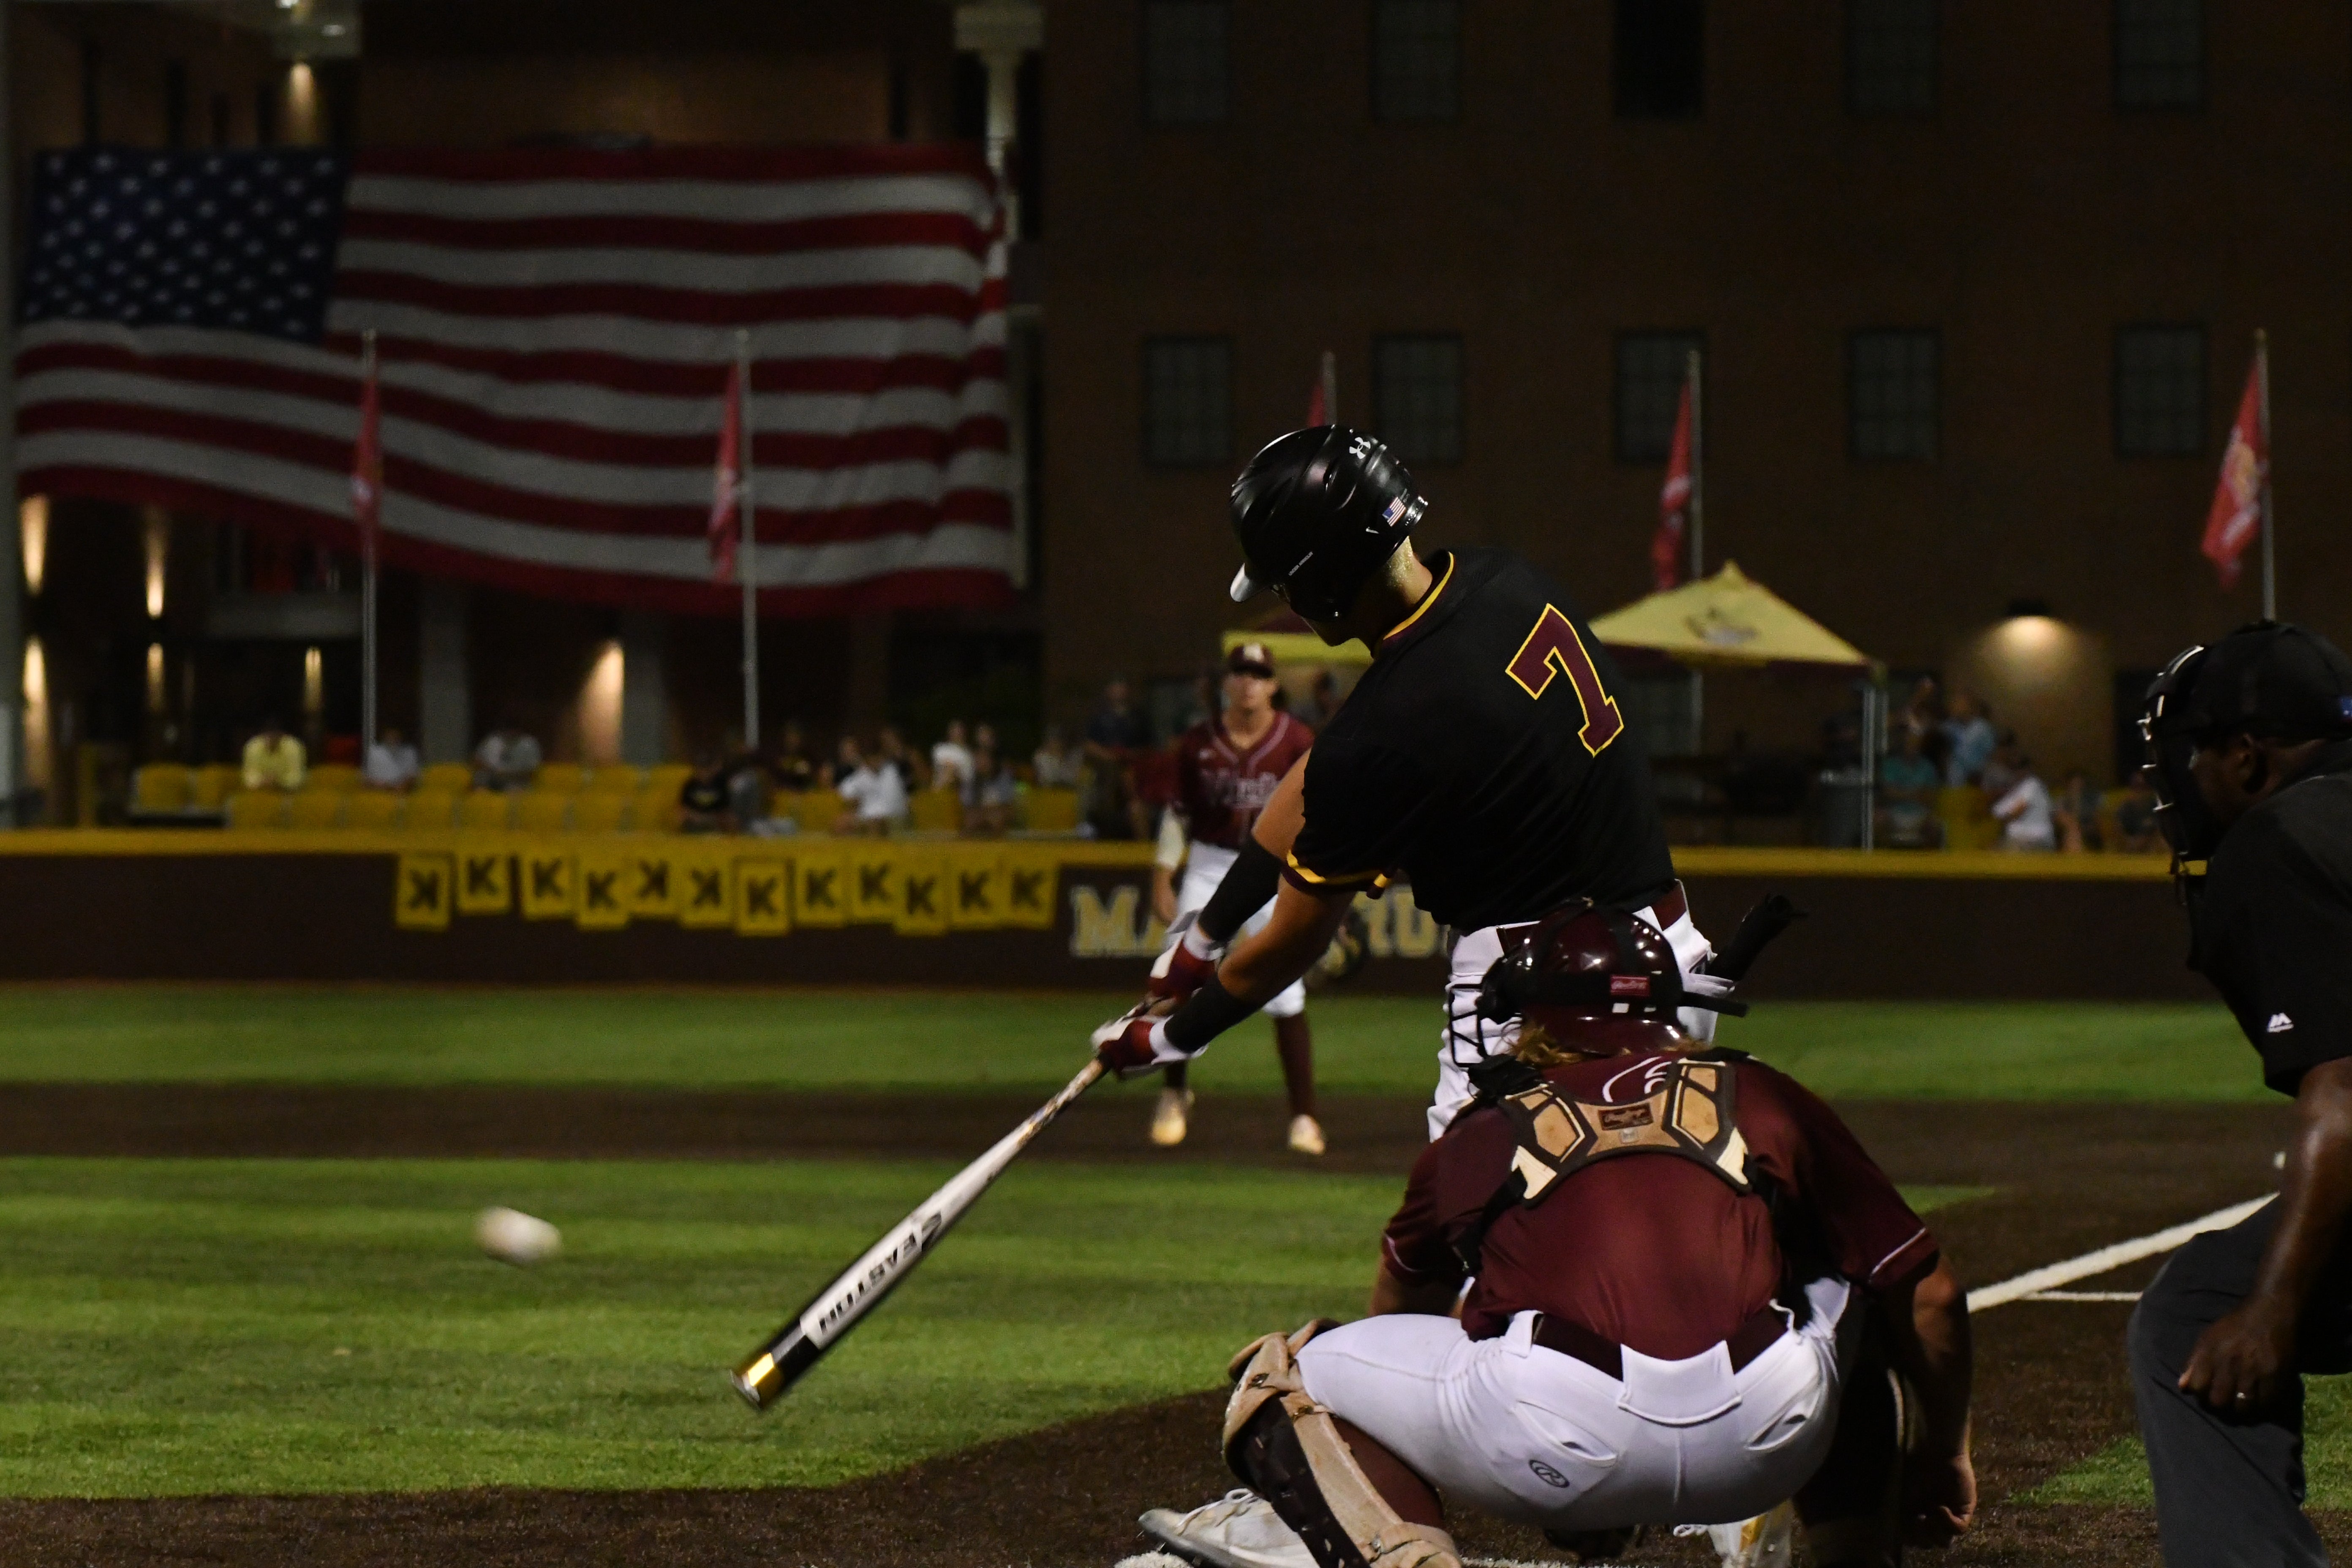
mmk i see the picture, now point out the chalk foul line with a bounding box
[1967,1196,2273,1312]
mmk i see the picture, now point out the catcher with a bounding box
[1142,904,1976,1568]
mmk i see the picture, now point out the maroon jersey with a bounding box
[1382,1049,1936,1362]
[1174,710,1315,851]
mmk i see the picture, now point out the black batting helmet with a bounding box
[1476,900,1745,1041]
[1228,427,1426,623]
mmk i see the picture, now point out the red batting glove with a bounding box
[1148,914,1223,1005]
[1093,1001,1178,1078]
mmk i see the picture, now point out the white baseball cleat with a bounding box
[1150,1088,1195,1147]
[1287,1114,1327,1157]
[1140,1489,1314,1568]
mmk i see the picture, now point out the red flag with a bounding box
[709,359,743,583]
[349,344,382,557]
[1652,378,1694,591]
[2202,360,2266,590]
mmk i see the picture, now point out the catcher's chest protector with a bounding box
[1500,1056,1750,1201]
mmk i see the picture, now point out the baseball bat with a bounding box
[730,1056,1108,1410]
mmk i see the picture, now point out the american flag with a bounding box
[15,144,1016,614]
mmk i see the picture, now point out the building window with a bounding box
[1849,330,1938,460]
[1614,0,1704,120]
[1846,0,1937,115]
[2115,325,2205,457]
[1614,332,1702,463]
[1373,0,1461,122]
[1143,0,1230,126]
[1143,337,1232,467]
[2115,0,2202,109]
[1374,335,1464,464]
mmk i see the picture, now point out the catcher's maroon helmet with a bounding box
[1475,900,1745,1041]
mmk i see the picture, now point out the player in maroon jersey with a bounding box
[1149,640,1324,1152]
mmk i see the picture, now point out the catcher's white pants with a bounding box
[1295,1279,1857,1534]
[1429,892,1714,1139]
[1173,842,1306,1020]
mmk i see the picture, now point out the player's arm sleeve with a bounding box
[2216,820,2352,1093]
[1754,1065,1940,1293]
[1380,1125,1497,1292]
[1284,737,1437,897]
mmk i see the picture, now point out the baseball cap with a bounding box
[1225,640,1277,678]
[2177,621,2352,741]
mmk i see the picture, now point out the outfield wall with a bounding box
[0,833,2206,1001]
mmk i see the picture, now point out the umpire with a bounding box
[2132,621,2352,1566]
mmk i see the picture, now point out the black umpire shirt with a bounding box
[2190,740,2352,1093]
[1283,546,1676,932]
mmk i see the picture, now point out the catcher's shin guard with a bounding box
[1221,1324,1460,1568]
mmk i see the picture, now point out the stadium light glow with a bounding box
[21,639,49,791]
[19,497,45,596]
[143,509,169,619]
[581,640,624,764]
[303,646,324,716]
[147,645,166,715]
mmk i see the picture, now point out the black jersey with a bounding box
[2190,741,2352,1093]
[1283,546,1676,931]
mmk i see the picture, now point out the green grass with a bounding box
[0,1155,1983,1497]
[0,986,2263,1101]
[2033,1378,2352,1508]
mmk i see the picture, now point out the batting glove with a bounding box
[1092,1001,1188,1078]
[1147,911,1223,1005]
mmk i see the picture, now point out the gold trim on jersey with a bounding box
[1380,553,1457,646]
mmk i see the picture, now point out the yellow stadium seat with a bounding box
[224,790,289,830]
[1024,787,1080,833]
[572,792,632,834]
[133,764,192,814]
[190,765,241,811]
[783,789,842,834]
[304,764,361,793]
[512,791,573,833]
[586,765,642,795]
[908,789,961,834]
[342,790,406,831]
[401,791,459,831]
[458,790,514,832]
[418,762,473,794]
[644,763,695,800]
[286,790,346,829]
[535,762,587,794]
[634,786,684,834]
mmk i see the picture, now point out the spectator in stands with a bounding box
[931,720,975,796]
[1084,677,1149,839]
[679,752,733,833]
[242,715,305,792]
[875,724,925,793]
[771,721,819,792]
[1978,727,2025,800]
[834,735,907,834]
[2114,772,2163,853]
[473,721,542,792]
[964,742,1021,836]
[362,727,419,791]
[1876,724,1941,848]
[973,721,1000,761]
[1942,690,1997,786]
[1990,741,2056,851]
[1033,724,1084,789]
[1291,669,1343,730]
[2051,768,2101,854]
[725,747,769,828]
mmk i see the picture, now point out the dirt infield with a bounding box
[0,1084,2313,1565]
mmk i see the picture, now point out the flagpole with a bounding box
[360,328,378,751]
[736,327,760,751]
[2256,328,2274,621]
[1686,348,1705,756]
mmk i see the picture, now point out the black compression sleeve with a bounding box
[1165,974,1260,1053]
[1198,836,1282,943]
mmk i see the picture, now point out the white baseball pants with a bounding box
[1172,841,1306,1020]
[1295,1279,1858,1535]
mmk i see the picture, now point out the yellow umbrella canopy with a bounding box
[1589,561,1870,669]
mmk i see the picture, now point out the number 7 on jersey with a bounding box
[1506,605,1626,756]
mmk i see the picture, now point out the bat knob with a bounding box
[731,1353,783,1411]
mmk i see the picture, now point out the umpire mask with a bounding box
[2139,645,2216,871]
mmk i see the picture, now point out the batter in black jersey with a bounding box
[1096,427,1719,1138]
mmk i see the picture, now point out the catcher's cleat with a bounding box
[1151,1088,1195,1148]
[1141,1490,1315,1568]
[1543,1524,1645,1563]
[1287,1115,1326,1157]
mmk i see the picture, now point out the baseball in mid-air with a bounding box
[475,1206,561,1267]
